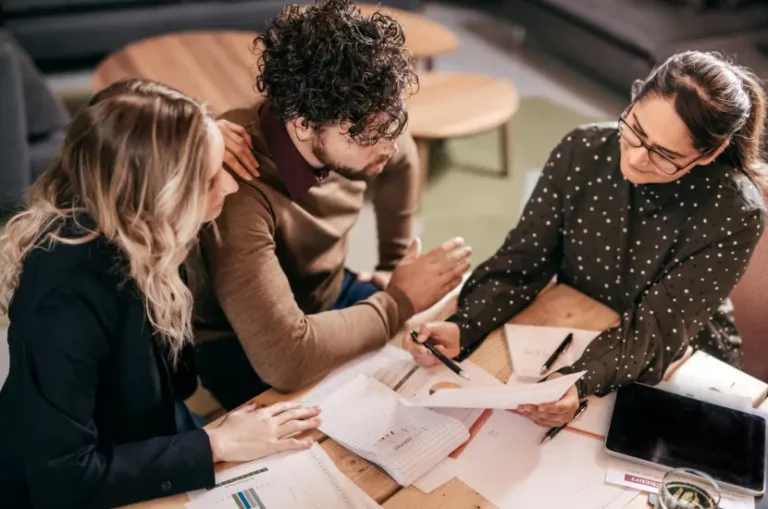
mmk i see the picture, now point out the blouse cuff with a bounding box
[448,314,486,361]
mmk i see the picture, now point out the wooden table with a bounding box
[91,5,458,113]
[124,284,665,509]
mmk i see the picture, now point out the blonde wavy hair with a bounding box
[0,78,216,357]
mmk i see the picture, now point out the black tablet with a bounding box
[604,383,767,496]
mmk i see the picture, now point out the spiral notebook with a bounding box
[319,374,470,486]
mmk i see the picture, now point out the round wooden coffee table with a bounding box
[92,31,260,114]
[407,72,520,193]
[91,5,459,112]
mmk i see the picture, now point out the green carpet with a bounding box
[420,96,603,266]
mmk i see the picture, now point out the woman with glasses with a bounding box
[404,51,766,427]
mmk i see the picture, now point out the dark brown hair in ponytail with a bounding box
[632,51,767,198]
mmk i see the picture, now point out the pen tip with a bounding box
[540,436,551,444]
[461,372,471,381]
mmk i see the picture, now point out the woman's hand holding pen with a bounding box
[405,322,461,368]
[516,373,580,428]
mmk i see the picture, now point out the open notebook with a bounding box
[319,374,470,486]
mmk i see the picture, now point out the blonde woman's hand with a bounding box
[217,119,260,181]
[206,401,321,463]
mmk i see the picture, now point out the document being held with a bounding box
[403,371,586,409]
[319,374,470,486]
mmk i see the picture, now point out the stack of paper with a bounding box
[319,374,470,486]
[185,444,379,509]
[298,343,506,492]
[668,350,768,408]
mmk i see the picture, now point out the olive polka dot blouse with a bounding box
[450,123,765,398]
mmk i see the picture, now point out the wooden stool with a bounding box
[407,72,520,196]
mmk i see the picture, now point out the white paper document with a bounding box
[453,409,638,508]
[185,444,379,509]
[395,358,501,492]
[504,324,600,381]
[403,371,585,409]
[603,489,643,509]
[319,374,470,486]
[302,345,415,406]
[605,456,755,509]
[668,350,767,408]
[412,456,458,493]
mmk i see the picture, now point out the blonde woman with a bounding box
[0,79,322,509]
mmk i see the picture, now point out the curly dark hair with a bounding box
[253,0,418,144]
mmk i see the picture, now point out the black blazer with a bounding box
[0,225,215,509]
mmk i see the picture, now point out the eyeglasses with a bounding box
[617,116,710,176]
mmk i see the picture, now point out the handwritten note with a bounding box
[504,324,600,381]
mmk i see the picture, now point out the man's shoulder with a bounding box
[219,182,275,223]
[218,107,254,126]
[219,100,268,140]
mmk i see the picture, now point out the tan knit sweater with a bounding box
[193,100,419,392]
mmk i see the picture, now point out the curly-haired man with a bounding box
[194,0,471,408]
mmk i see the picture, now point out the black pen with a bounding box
[540,400,588,444]
[540,332,573,375]
[409,330,470,381]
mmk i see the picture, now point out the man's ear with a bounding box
[288,117,314,142]
[700,140,729,166]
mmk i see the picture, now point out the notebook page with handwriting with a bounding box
[319,374,470,486]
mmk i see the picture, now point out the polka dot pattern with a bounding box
[449,124,765,397]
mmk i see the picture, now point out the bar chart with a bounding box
[230,487,266,509]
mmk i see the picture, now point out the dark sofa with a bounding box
[0,0,421,71]
[0,28,69,210]
[459,0,768,95]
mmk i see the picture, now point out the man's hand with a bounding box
[389,237,471,314]
[404,322,461,368]
[217,119,260,181]
[515,373,580,427]
[356,270,392,290]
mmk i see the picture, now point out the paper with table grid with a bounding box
[318,374,470,486]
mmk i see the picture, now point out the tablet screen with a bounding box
[605,383,766,494]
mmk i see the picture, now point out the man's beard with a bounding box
[311,136,388,182]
